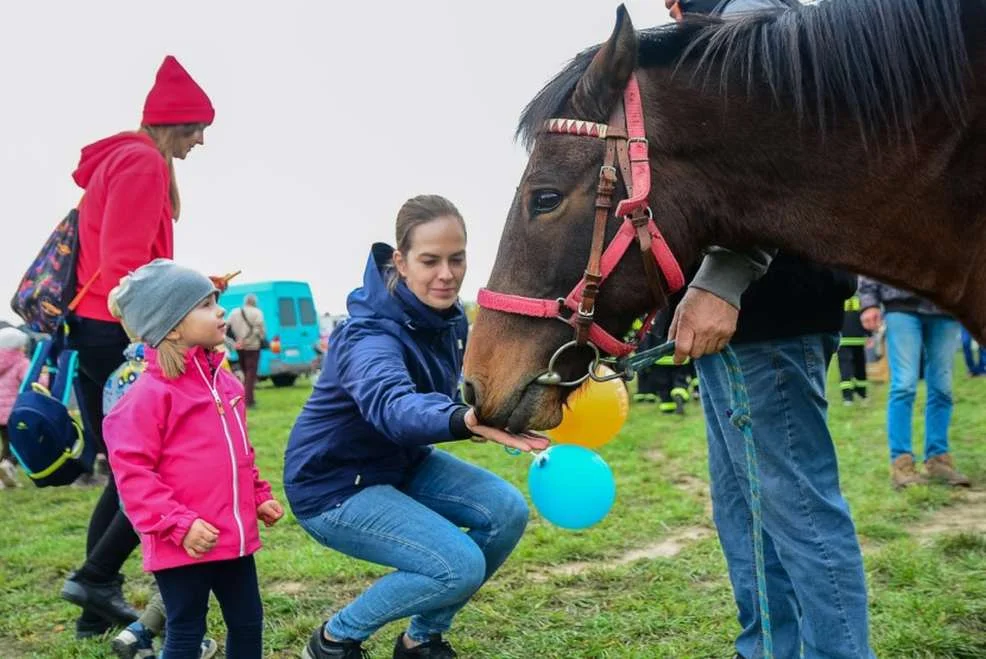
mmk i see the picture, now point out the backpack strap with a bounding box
[51,349,79,406]
[18,340,56,394]
[66,195,100,314]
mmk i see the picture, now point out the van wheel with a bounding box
[271,375,297,388]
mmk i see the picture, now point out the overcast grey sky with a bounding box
[1,0,672,323]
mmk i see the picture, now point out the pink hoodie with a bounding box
[0,349,30,426]
[104,346,273,572]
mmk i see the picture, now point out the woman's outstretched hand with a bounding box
[464,408,550,452]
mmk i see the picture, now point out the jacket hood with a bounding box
[346,243,464,332]
[72,132,160,188]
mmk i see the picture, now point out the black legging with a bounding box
[68,317,141,617]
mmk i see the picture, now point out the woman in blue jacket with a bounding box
[286,195,547,659]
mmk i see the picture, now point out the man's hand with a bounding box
[861,307,882,332]
[669,287,739,363]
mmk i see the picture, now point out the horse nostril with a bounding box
[462,379,478,406]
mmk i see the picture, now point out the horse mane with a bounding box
[517,0,972,150]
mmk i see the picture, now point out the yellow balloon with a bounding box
[547,364,630,448]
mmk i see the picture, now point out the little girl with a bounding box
[104,259,283,658]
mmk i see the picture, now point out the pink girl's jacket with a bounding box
[104,346,273,572]
[0,348,30,425]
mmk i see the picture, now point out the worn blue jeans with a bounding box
[297,450,528,642]
[885,312,961,461]
[960,326,985,376]
[697,334,873,659]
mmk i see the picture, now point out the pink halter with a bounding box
[478,74,685,365]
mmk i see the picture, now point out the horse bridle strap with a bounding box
[478,73,686,363]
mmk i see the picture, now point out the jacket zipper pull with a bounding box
[214,393,225,416]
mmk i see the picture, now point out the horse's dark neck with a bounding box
[691,116,986,340]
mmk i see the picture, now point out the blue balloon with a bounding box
[527,445,616,530]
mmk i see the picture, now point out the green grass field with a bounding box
[2,359,984,658]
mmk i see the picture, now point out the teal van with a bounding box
[220,281,320,387]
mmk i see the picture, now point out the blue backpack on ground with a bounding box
[7,338,95,487]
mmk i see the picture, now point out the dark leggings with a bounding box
[155,555,264,658]
[68,317,141,618]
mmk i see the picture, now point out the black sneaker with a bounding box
[61,571,139,627]
[393,633,457,659]
[302,626,370,659]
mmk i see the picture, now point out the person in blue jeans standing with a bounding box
[665,5,874,659]
[960,326,986,376]
[284,195,548,659]
[859,278,971,489]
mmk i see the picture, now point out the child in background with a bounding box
[0,327,32,488]
[103,259,283,658]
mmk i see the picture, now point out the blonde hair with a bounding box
[140,123,204,221]
[108,277,187,379]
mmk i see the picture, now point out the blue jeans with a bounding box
[696,335,873,659]
[297,450,528,642]
[885,312,960,461]
[154,555,263,659]
[960,327,985,375]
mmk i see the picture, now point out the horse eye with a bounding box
[531,190,563,216]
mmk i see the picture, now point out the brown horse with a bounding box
[463,0,986,431]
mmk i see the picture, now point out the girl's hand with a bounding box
[464,408,551,453]
[257,499,285,527]
[182,518,219,559]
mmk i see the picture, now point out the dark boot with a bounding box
[61,571,139,627]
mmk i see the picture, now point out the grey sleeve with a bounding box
[689,247,775,309]
[721,0,789,16]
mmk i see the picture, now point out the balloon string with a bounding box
[504,446,545,462]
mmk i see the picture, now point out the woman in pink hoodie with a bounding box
[0,327,31,488]
[104,259,283,659]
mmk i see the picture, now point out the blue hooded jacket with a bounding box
[284,244,472,519]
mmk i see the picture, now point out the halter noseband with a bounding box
[477,74,686,386]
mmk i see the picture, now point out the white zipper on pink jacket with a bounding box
[193,357,246,557]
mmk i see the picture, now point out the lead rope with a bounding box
[721,346,773,658]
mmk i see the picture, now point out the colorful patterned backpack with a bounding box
[10,204,99,335]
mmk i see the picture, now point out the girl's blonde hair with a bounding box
[108,277,187,379]
[140,123,205,221]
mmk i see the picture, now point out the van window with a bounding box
[278,298,298,327]
[299,298,317,325]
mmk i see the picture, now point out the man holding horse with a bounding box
[664,2,874,658]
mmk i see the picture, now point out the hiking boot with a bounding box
[925,454,972,487]
[110,621,155,658]
[62,571,139,626]
[891,454,927,489]
[393,633,458,659]
[302,626,370,659]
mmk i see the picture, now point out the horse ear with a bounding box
[571,5,638,121]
